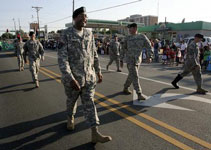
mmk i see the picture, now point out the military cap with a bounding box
[73,7,86,19]
[29,31,35,36]
[195,34,205,42]
[127,23,137,28]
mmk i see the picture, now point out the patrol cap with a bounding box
[29,31,35,36]
[73,7,86,19]
[127,23,137,28]
[195,34,205,42]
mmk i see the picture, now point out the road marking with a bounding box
[102,68,211,96]
[44,52,211,96]
[39,67,211,149]
[95,92,211,149]
[133,92,211,111]
[95,99,193,150]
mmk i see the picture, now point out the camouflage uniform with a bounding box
[107,40,121,70]
[180,41,202,88]
[120,34,153,94]
[58,27,101,127]
[23,40,44,82]
[14,41,25,70]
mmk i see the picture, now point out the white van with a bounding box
[184,36,211,47]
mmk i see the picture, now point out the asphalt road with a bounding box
[0,49,211,150]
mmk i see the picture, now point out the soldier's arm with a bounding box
[92,35,101,74]
[38,41,44,56]
[120,39,127,61]
[189,43,200,67]
[142,35,153,59]
[57,32,76,81]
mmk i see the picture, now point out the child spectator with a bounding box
[170,48,176,66]
[202,46,211,71]
[176,48,181,66]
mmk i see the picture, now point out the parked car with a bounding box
[184,36,211,46]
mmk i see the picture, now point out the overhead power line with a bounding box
[43,0,142,25]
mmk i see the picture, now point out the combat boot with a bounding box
[106,65,109,70]
[196,88,208,94]
[138,93,146,101]
[91,126,112,143]
[21,67,24,71]
[171,74,183,89]
[19,67,22,72]
[35,81,39,88]
[123,87,132,95]
[117,69,122,72]
[67,116,74,131]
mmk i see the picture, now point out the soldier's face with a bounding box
[129,27,137,35]
[74,13,87,27]
[195,37,202,43]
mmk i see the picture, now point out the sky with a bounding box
[1,0,211,34]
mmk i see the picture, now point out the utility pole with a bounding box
[12,18,17,34]
[72,0,75,24]
[32,6,42,32]
[18,18,21,31]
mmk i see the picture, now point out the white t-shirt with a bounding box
[181,43,187,51]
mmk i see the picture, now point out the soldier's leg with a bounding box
[80,84,99,127]
[130,65,142,94]
[17,55,21,71]
[107,57,114,70]
[115,57,121,71]
[35,59,40,74]
[192,66,202,89]
[29,60,38,82]
[124,64,133,89]
[63,83,79,130]
[80,84,112,143]
[21,55,24,69]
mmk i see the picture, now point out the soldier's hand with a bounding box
[97,72,103,83]
[147,58,152,63]
[41,56,45,61]
[120,61,124,68]
[70,79,81,91]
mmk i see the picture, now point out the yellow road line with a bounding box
[39,67,211,149]
[95,92,211,149]
[40,69,61,83]
[95,99,193,150]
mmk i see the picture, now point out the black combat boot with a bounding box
[171,74,183,89]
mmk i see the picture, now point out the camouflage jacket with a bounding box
[23,40,44,61]
[14,41,24,55]
[109,41,120,56]
[58,27,101,87]
[186,41,200,67]
[120,34,153,65]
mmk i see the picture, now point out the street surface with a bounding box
[0,50,211,150]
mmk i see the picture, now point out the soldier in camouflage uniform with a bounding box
[23,31,45,88]
[14,37,25,71]
[171,34,208,94]
[57,7,112,143]
[106,35,122,72]
[120,23,153,101]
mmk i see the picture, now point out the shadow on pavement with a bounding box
[0,102,137,150]
[69,142,96,150]
[0,52,15,58]
[0,69,19,74]
[0,78,55,94]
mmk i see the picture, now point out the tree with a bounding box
[1,33,15,39]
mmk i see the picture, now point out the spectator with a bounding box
[176,48,181,66]
[180,40,187,62]
[153,39,160,62]
[169,48,176,66]
[202,46,211,71]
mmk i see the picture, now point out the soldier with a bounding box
[120,23,153,101]
[106,35,122,72]
[57,7,112,143]
[14,37,25,71]
[171,34,208,94]
[23,31,44,88]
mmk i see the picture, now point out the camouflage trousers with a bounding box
[63,82,100,127]
[124,64,142,94]
[17,54,24,69]
[29,59,40,82]
[107,55,120,70]
[180,64,202,88]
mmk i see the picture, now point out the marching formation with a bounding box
[12,6,209,144]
